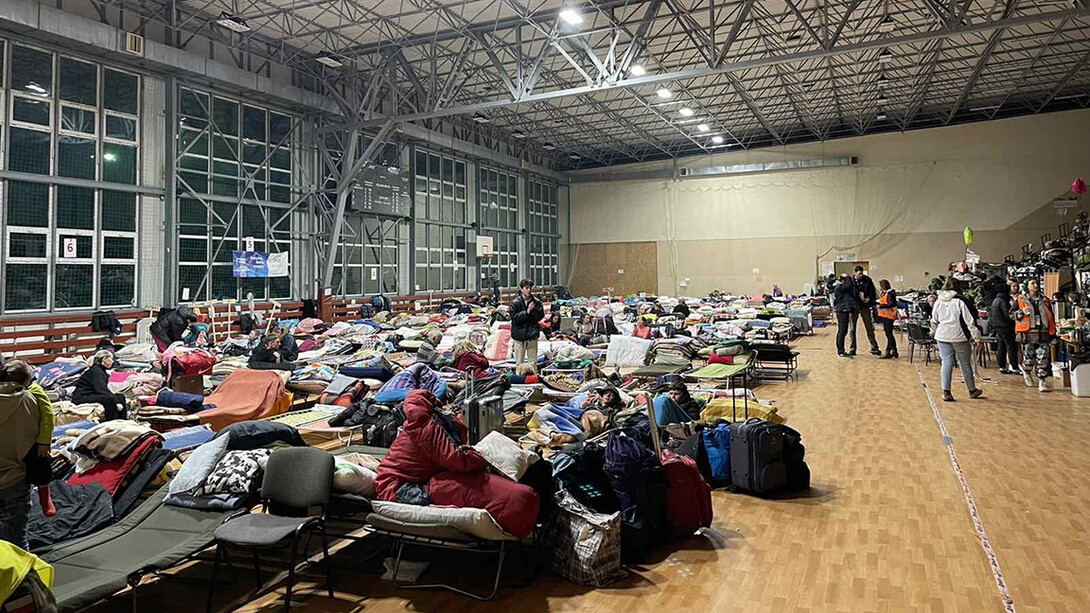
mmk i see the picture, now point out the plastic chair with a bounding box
[906,322,937,365]
[206,447,335,613]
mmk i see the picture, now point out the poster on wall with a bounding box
[267,252,289,277]
[233,251,269,278]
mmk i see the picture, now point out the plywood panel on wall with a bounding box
[570,242,658,297]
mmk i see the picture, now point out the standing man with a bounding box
[850,265,882,356]
[510,279,544,366]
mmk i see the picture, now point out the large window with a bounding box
[528,178,559,287]
[479,166,521,288]
[1,42,140,312]
[175,86,297,303]
[414,148,468,292]
[332,215,405,296]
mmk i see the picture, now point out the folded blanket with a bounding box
[73,420,155,461]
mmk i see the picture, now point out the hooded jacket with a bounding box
[930,290,982,343]
[0,382,41,490]
[989,288,1016,330]
[833,281,859,313]
[509,293,545,342]
[149,306,194,344]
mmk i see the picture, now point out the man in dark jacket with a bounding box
[989,283,1020,374]
[149,306,197,351]
[509,279,544,367]
[834,275,859,358]
[850,266,881,356]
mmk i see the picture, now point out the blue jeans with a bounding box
[938,341,977,393]
[0,478,31,551]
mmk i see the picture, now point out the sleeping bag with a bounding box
[373,363,447,404]
[374,390,539,538]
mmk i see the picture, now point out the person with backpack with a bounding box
[931,278,984,402]
[989,283,1020,375]
[875,279,899,359]
[1013,278,1056,392]
[509,279,544,366]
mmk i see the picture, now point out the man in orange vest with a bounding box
[1013,278,1056,392]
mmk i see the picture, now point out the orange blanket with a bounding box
[199,368,288,431]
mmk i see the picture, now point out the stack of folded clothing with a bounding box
[63,420,172,516]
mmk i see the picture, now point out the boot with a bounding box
[1039,378,1051,393]
[1023,370,1035,387]
[942,391,955,402]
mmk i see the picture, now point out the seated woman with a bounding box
[452,341,489,374]
[375,390,539,538]
[666,381,705,421]
[575,314,594,346]
[248,329,297,372]
[72,350,127,421]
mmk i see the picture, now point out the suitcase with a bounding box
[644,394,713,536]
[729,418,810,496]
[463,370,505,444]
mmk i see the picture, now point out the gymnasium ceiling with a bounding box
[141,1,1090,168]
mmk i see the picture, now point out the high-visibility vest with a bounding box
[1014,294,1056,335]
[877,291,897,321]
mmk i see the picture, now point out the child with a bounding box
[0,359,56,517]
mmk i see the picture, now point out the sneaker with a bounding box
[879,354,893,360]
[847,351,857,356]
[942,391,955,402]
[1023,371,1035,387]
[969,388,984,399]
[838,353,852,359]
[1039,379,1051,393]
[870,349,882,356]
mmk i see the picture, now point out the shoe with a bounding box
[838,353,852,359]
[891,352,899,359]
[870,349,882,356]
[847,351,857,356]
[879,354,892,360]
[969,389,984,399]
[942,391,955,402]
[1039,379,1051,393]
[1023,371,1035,387]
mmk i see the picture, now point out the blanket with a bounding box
[198,369,288,431]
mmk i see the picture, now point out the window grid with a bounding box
[414,147,468,293]
[478,166,520,289]
[2,42,140,312]
[332,215,405,297]
[176,85,297,303]
[528,178,559,287]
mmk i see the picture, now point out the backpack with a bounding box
[553,441,618,514]
[239,313,256,334]
[603,430,667,562]
[90,311,123,336]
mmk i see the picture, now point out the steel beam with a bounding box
[945,26,1008,124]
[376,7,1089,124]
[1037,46,1090,112]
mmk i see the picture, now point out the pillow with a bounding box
[168,433,230,496]
[333,458,377,496]
[200,449,271,495]
[473,431,538,481]
[370,500,515,541]
[213,421,306,450]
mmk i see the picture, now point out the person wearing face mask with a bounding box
[1013,278,1056,392]
[509,279,544,366]
[73,350,128,420]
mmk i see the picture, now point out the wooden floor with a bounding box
[90,327,1090,613]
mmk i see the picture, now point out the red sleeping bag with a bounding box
[375,390,539,538]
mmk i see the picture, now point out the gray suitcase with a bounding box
[462,370,504,444]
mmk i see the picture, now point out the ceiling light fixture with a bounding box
[876,113,887,120]
[559,8,583,25]
[543,143,557,151]
[656,88,672,99]
[697,123,709,132]
[878,50,894,63]
[971,105,1000,111]
[630,64,646,77]
[512,131,527,139]
[711,135,724,144]
[25,82,47,94]
[877,74,889,85]
[569,154,581,160]
[216,11,251,32]
[679,107,694,117]
[472,114,490,123]
[315,54,343,68]
[878,16,895,33]
[877,96,888,104]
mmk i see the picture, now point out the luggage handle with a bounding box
[640,392,663,459]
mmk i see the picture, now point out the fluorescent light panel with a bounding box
[630,64,646,77]
[559,8,583,25]
[656,88,672,99]
[216,12,251,32]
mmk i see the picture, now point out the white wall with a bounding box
[568,109,1090,295]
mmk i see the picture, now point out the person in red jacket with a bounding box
[451,341,490,375]
[374,390,539,538]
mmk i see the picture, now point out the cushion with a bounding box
[370,500,515,541]
[168,433,230,496]
[67,435,163,497]
[213,421,305,450]
[473,431,538,481]
[200,449,271,495]
[333,458,377,496]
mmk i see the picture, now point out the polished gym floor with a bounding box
[89,327,1089,613]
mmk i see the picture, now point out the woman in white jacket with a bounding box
[930,279,984,402]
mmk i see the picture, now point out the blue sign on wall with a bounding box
[233,251,269,278]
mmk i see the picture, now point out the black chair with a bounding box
[906,321,937,365]
[206,447,335,613]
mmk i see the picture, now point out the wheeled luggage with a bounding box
[729,418,810,496]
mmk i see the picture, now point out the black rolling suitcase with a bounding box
[463,368,505,444]
[729,418,810,496]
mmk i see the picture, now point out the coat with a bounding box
[509,294,545,342]
[853,275,878,306]
[375,390,539,538]
[149,306,193,344]
[0,382,40,490]
[930,291,981,343]
[989,293,1016,330]
[833,281,858,313]
[73,364,112,402]
[1014,293,1055,335]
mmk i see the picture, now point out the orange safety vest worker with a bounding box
[1014,294,1056,335]
[877,291,898,321]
